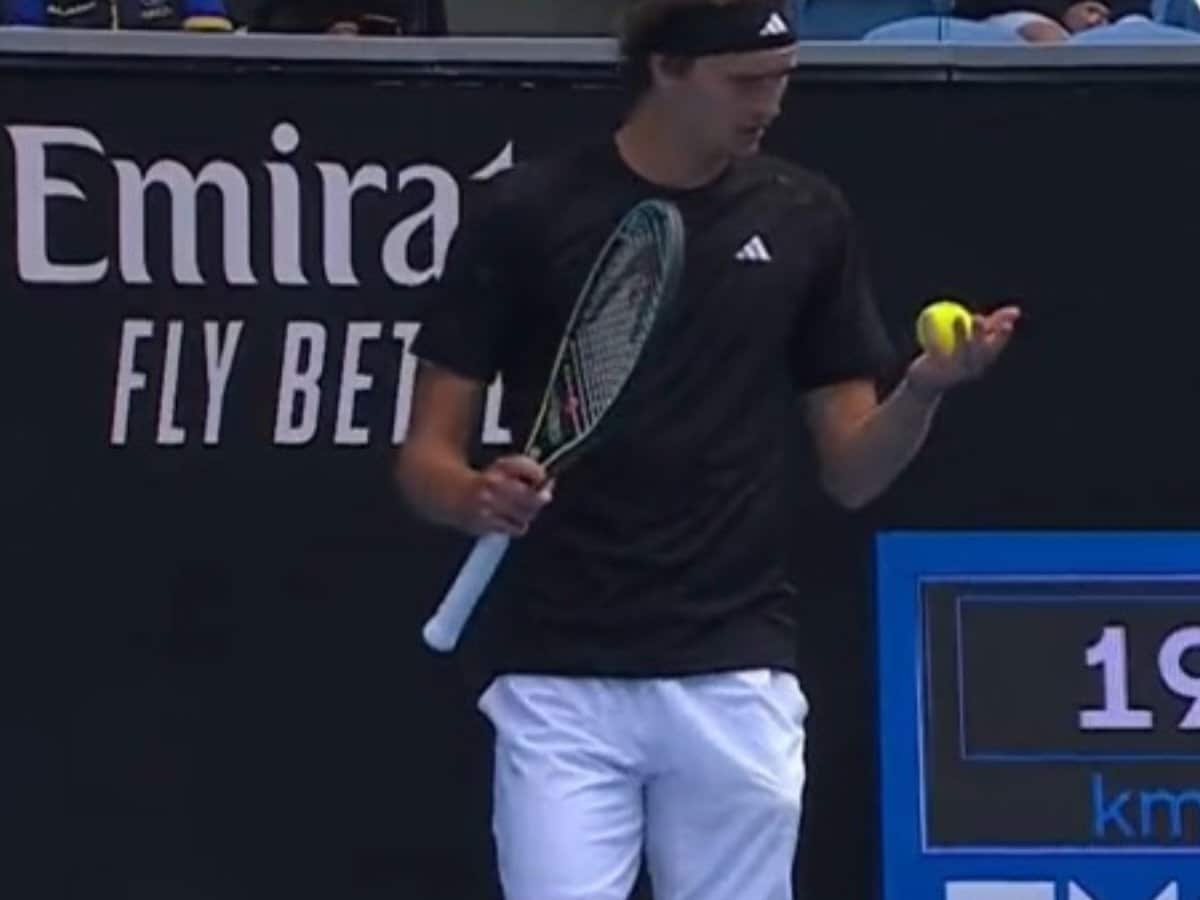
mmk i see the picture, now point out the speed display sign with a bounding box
[876,534,1200,900]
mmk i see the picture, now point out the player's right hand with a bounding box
[464,455,554,537]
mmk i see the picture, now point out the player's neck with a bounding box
[615,105,731,191]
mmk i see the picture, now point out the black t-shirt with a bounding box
[412,140,894,680]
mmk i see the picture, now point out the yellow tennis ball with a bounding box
[916,300,973,355]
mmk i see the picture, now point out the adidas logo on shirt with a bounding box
[735,235,772,263]
[759,13,790,37]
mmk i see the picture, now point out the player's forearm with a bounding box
[396,445,480,532]
[820,377,942,509]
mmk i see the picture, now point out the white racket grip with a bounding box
[421,532,512,653]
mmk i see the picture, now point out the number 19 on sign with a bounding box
[1079,625,1200,731]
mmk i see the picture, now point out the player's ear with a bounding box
[650,53,693,88]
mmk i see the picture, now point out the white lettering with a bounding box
[203,320,244,445]
[482,375,511,445]
[275,322,326,444]
[382,164,459,287]
[1069,881,1177,900]
[335,322,381,446]
[471,141,514,182]
[114,159,255,286]
[111,319,154,445]
[391,322,420,443]
[318,162,386,286]
[8,125,108,284]
[944,883,1182,900]
[946,884,1054,900]
[8,122,517,289]
[266,122,307,286]
[157,320,186,445]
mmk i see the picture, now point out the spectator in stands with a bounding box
[245,0,445,33]
[3,0,232,28]
[955,0,1119,41]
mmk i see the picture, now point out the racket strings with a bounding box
[534,203,682,461]
[570,244,663,424]
[565,344,593,432]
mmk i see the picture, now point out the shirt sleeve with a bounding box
[788,187,896,391]
[410,173,532,383]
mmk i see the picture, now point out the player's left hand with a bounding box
[906,305,1022,398]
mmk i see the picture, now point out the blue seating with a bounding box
[792,0,1200,42]
[790,0,953,39]
[1154,0,1200,32]
[863,16,1024,42]
[2,0,229,26]
[1070,13,1200,41]
[3,0,47,25]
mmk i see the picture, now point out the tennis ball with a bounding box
[916,300,973,356]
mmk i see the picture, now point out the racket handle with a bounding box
[421,532,512,653]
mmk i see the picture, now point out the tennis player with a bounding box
[398,1,1021,897]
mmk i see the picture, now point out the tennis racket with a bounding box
[421,198,686,653]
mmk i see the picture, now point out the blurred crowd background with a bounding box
[1,0,1197,45]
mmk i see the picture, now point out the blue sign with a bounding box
[876,533,1200,900]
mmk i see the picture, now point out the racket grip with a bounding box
[421,532,512,653]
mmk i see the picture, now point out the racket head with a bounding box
[525,199,685,472]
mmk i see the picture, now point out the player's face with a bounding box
[675,46,798,158]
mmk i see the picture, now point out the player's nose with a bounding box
[748,99,780,126]
[762,88,787,120]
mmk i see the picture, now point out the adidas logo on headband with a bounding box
[646,4,797,57]
[759,13,790,37]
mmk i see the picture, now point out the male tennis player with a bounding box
[399,1,1021,898]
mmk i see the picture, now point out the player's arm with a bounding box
[802,376,939,510]
[803,306,1020,509]
[395,169,551,537]
[398,363,551,537]
[793,183,1019,509]
[396,362,485,530]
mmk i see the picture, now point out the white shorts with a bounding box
[477,668,809,900]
